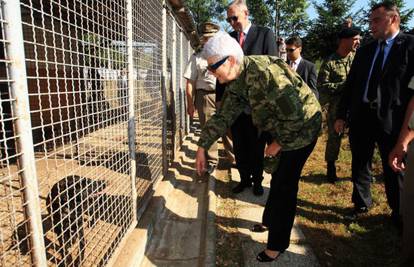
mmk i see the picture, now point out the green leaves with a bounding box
[246,0,311,37]
[303,0,357,61]
[185,0,229,32]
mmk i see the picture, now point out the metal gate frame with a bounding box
[0,0,195,266]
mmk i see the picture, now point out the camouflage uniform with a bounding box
[318,52,354,162]
[198,55,321,252]
[198,56,322,170]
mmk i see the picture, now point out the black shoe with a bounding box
[327,161,338,183]
[344,206,369,220]
[232,182,252,194]
[253,183,264,196]
[256,250,282,262]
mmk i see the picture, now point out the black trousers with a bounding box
[231,113,265,185]
[349,106,402,215]
[262,139,317,251]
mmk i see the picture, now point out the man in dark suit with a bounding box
[335,2,414,223]
[286,36,318,98]
[226,0,277,195]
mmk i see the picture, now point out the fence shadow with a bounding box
[10,175,134,266]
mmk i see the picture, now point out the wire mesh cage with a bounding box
[0,2,32,266]
[132,0,164,203]
[174,28,182,143]
[0,0,191,266]
[164,13,175,165]
[18,0,133,265]
[181,34,189,134]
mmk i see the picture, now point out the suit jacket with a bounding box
[288,58,318,98]
[230,25,277,56]
[217,25,277,102]
[337,32,414,135]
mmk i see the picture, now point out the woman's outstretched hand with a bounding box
[196,147,207,176]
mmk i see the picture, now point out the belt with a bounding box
[196,88,215,94]
[366,101,378,110]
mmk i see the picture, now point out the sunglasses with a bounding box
[286,48,298,53]
[226,16,238,23]
[207,56,229,72]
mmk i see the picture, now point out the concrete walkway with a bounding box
[113,125,319,266]
[224,168,320,266]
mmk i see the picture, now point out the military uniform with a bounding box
[198,56,321,152]
[402,78,414,267]
[183,22,219,167]
[318,53,354,162]
[198,55,321,252]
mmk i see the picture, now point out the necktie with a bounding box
[289,61,295,70]
[239,31,245,47]
[367,41,386,102]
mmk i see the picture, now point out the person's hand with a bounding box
[187,103,195,118]
[265,141,281,157]
[195,147,207,176]
[389,143,407,172]
[334,119,346,135]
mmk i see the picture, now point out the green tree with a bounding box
[303,0,359,61]
[247,0,273,28]
[185,0,229,31]
[274,0,311,37]
[246,0,310,38]
[362,0,414,32]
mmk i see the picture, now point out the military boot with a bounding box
[327,161,338,183]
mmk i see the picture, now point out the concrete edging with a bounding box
[204,172,217,267]
[110,176,175,267]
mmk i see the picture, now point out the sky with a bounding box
[307,0,414,28]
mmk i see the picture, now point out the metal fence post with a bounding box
[126,0,137,223]
[161,1,168,175]
[186,40,192,133]
[171,21,177,155]
[3,0,47,266]
[178,32,183,135]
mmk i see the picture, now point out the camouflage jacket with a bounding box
[317,52,354,106]
[198,55,322,151]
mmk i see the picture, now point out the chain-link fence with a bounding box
[0,0,193,266]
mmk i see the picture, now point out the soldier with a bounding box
[195,32,321,262]
[183,22,220,174]
[317,27,361,183]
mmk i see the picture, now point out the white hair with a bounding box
[229,0,248,12]
[202,31,244,64]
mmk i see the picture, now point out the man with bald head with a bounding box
[225,0,277,196]
[335,2,414,224]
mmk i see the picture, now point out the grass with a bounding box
[214,165,244,267]
[298,130,401,267]
[213,123,401,266]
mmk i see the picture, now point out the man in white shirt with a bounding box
[285,36,318,98]
[183,22,220,174]
[335,2,414,223]
[225,0,277,196]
